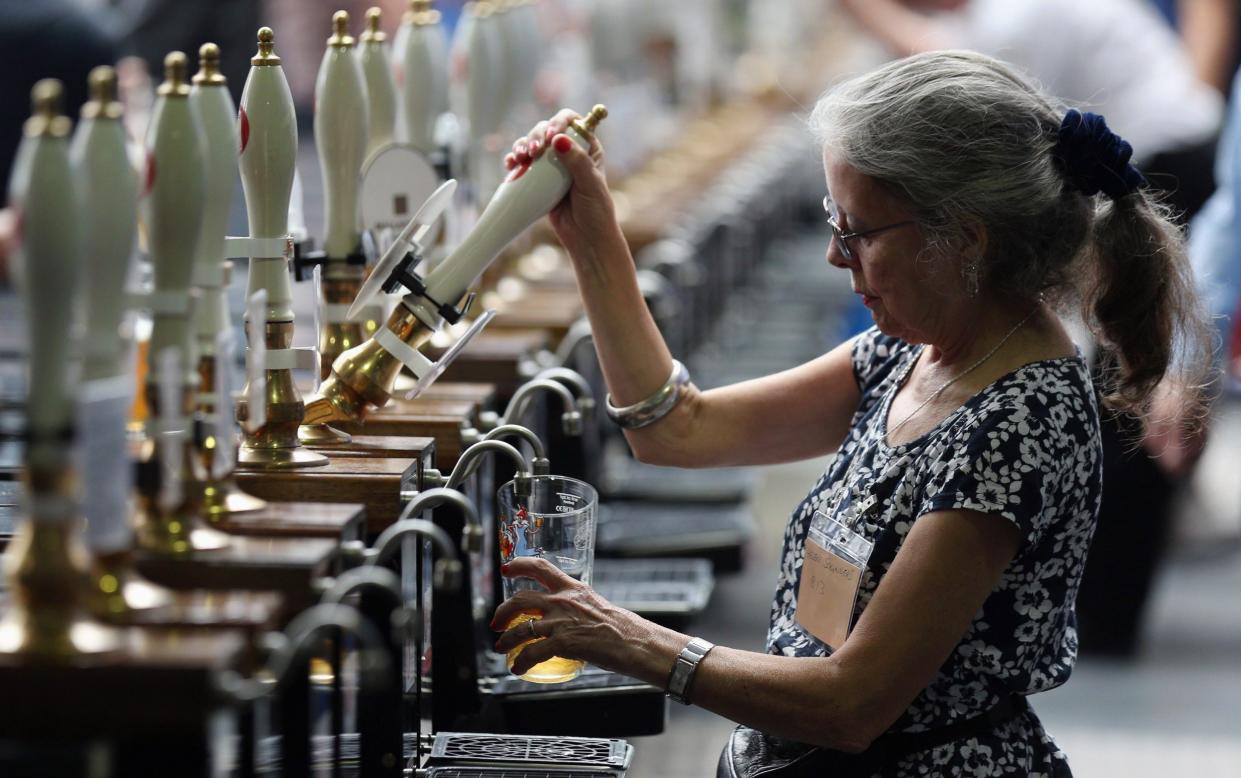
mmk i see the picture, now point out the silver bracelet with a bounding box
[604,359,691,429]
[666,636,714,705]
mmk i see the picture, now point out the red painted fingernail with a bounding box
[503,153,515,168]
[530,140,541,155]
[545,126,556,142]
[500,562,511,573]
[553,135,573,154]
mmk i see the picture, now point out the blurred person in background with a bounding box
[0,0,116,285]
[492,51,1213,775]
[839,0,1222,221]
[840,0,1225,660]
[1150,0,1241,95]
[1187,68,1241,404]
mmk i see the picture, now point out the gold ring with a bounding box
[527,619,539,639]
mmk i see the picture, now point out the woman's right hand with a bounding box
[505,109,620,264]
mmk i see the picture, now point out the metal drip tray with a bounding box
[597,501,755,555]
[600,444,756,503]
[481,662,652,697]
[593,558,714,616]
[424,769,624,778]
[252,732,418,773]
[478,663,666,738]
[429,732,633,771]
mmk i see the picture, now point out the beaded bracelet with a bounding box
[604,359,691,429]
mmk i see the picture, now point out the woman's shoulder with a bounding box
[851,326,916,397]
[950,353,1099,449]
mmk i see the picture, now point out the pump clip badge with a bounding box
[795,510,874,651]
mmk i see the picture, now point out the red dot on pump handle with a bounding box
[143,151,156,195]
[238,107,250,154]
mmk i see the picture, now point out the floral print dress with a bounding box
[767,327,1101,776]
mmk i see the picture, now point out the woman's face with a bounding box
[824,155,953,344]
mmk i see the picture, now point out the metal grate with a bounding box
[592,558,714,616]
[600,441,756,503]
[430,733,631,770]
[597,502,754,554]
[252,732,418,772]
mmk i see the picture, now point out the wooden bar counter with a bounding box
[433,330,549,403]
[415,381,498,414]
[0,624,247,776]
[135,534,338,615]
[235,454,427,536]
[483,288,584,346]
[333,403,472,473]
[213,500,367,543]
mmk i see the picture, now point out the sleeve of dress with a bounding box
[915,404,1064,554]
[851,326,908,396]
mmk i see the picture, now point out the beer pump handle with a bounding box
[316,10,369,259]
[347,178,457,321]
[144,51,208,386]
[73,66,139,382]
[511,0,542,116]
[190,43,239,289]
[238,26,299,324]
[420,105,607,307]
[452,2,506,146]
[398,0,449,155]
[10,80,80,446]
[359,7,399,157]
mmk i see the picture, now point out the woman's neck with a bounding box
[920,297,1042,374]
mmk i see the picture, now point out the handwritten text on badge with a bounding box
[795,536,864,651]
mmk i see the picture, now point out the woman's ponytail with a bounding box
[1084,193,1213,419]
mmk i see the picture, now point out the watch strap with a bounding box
[666,636,715,705]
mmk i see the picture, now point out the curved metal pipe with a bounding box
[372,518,456,566]
[321,566,404,609]
[225,603,391,702]
[482,423,549,473]
[445,439,531,494]
[503,378,582,437]
[552,317,594,366]
[375,486,482,566]
[321,566,420,650]
[533,366,596,413]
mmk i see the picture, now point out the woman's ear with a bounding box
[961,219,988,262]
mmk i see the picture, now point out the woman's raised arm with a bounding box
[509,111,861,468]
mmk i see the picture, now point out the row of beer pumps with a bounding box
[2,0,606,652]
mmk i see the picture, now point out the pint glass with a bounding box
[497,475,597,683]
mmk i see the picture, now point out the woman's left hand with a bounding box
[491,556,638,677]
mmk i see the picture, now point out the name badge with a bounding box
[795,510,874,651]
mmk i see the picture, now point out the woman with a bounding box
[492,51,1212,776]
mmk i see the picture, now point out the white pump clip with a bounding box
[348,178,497,398]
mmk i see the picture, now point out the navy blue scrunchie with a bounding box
[1054,109,1147,200]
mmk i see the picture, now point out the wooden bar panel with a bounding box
[213,501,366,542]
[0,627,246,739]
[235,456,425,535]
[336,405,471,472]
[134,535,338,605]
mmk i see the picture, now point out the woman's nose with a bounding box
[826,237,853,270]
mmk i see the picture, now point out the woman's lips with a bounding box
[861,293,878,307]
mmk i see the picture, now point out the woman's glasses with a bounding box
[823,196,916,262]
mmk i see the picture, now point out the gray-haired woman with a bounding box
[491,50,1212,776]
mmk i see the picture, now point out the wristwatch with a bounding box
[666,637,715,705]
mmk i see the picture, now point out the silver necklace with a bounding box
[887,306,1040,440]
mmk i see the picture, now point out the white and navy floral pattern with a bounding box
[767,327,1101,776]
